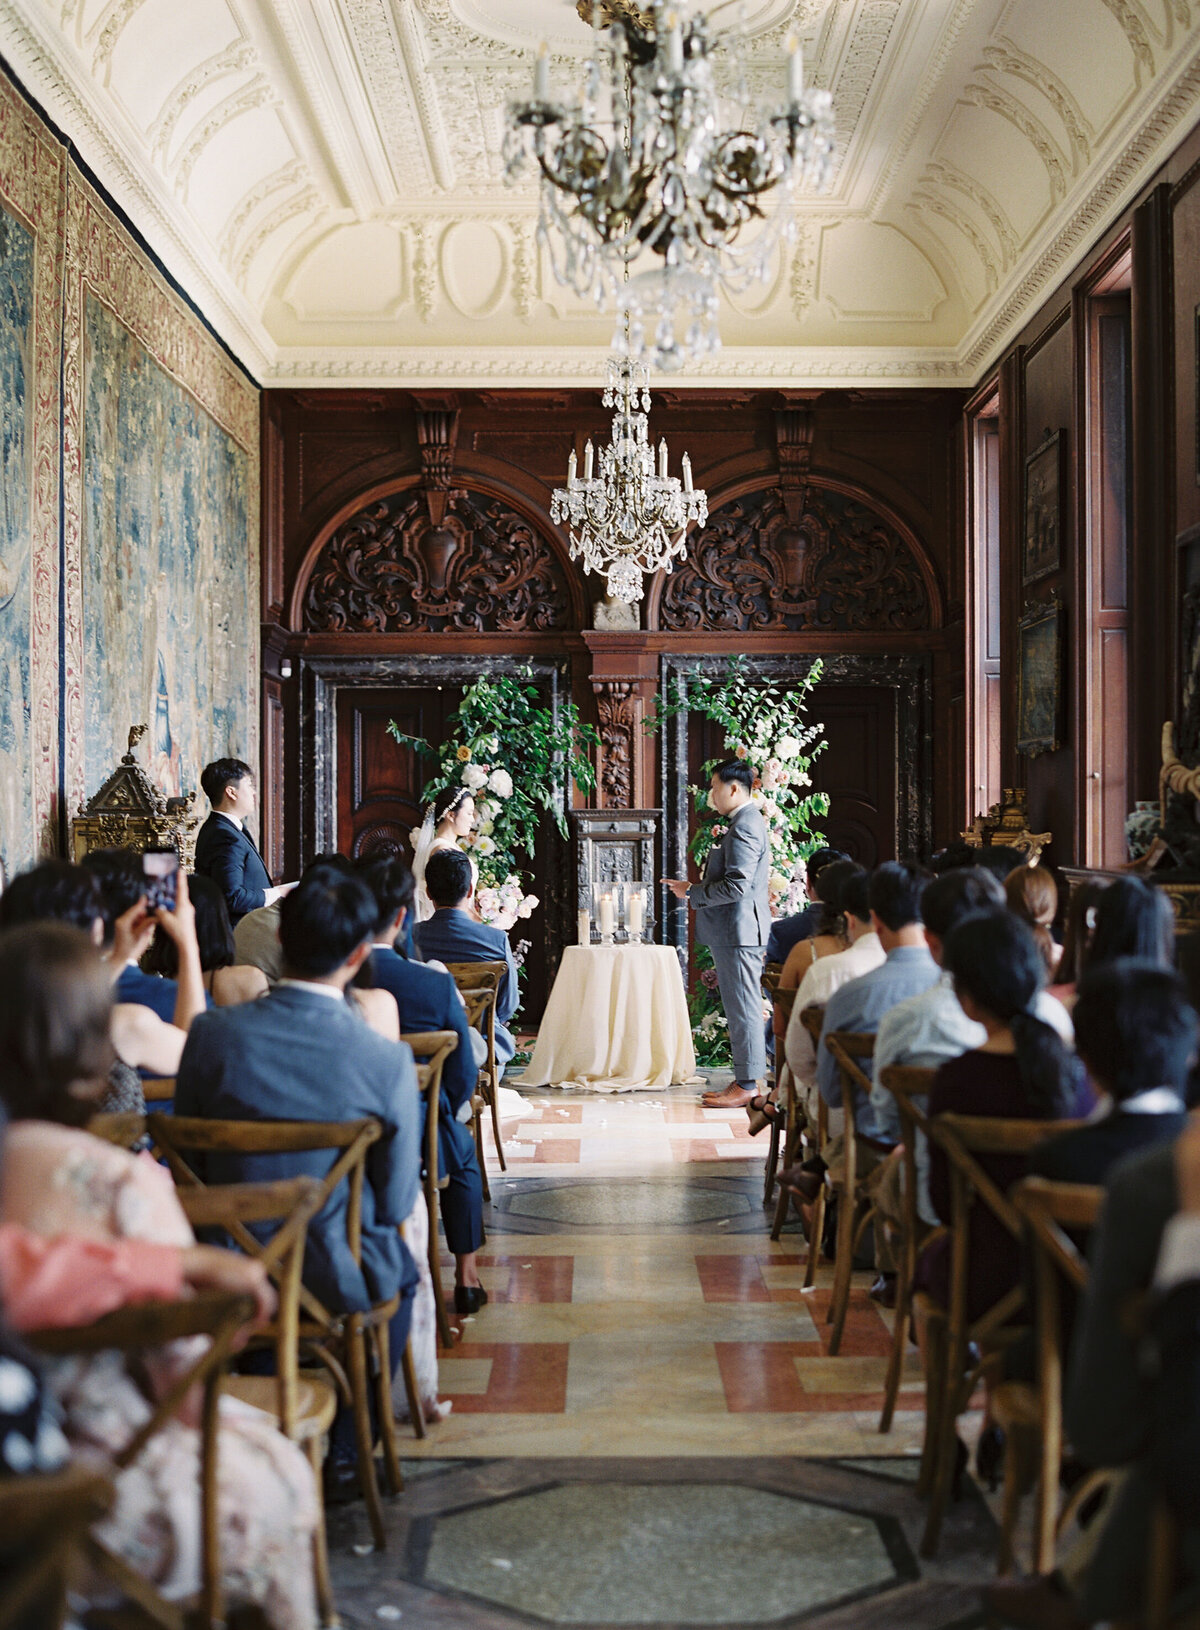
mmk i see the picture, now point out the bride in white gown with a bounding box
[411,785,478,922]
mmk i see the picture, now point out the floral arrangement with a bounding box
[648,657,829,1066]
[389,669,598,931]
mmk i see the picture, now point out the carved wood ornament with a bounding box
[659,485,931,633]
[594,681,642,809]
[303,487,575,633]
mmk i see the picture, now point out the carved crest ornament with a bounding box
[659,486,931,633]
[303,489,573,633]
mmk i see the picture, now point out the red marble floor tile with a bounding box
[476,1254,575,1304]
[695,1255,770,1303]
[801,1287,894,1357]
[714,1341,885,1414]
[534,1138,581,1163]
[526,1103,584,1124]
[441,1341,569,1413]
[662,1103,716,1124]
[670,1140,723,1162]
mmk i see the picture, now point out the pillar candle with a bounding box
[578,907,591,945]
[628,892,644,937]
[599,894,615,939]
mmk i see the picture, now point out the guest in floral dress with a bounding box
[0,920,319,1630]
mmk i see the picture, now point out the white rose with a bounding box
[487,768,514,799]
[473,834,496,856]
[479,820,495,836]
[776,735,801,760]
[517,894,539,918]
[462,764,488,791]
[769,871,788,895]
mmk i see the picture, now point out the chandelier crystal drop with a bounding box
[503,1,835,371]
[551,354,708,603]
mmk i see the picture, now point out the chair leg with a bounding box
[827,1188,855,1350]
[474,1104,491,1203]
[306,1438,340,1628]
[879,1253,912,1435]
[400,1339,427,1441]
[426,1191,455,1351]
[762,1115,781,1208]
[346,1317,386,1551]
[917,1308,946,1498]
[997,1432,1022,1577]
[489,1080,507,1173]
[371,1319,404,1497]
[920,1354,966,1559]
[802,1185,826,1289]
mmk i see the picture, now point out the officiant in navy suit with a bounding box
[195,757,289,924]
[665,759,772,1110]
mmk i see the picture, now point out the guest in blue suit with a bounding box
[357,854,488,1315]
[414,849,520,1070]
[175,864,422,1481]
[195,758,285,924]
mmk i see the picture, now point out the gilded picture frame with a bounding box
[1016,598,1064,757]
[1023,430,1065,586]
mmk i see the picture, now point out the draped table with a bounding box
[518,944,698,1093]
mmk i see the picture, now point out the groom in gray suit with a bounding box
[665,759,771,1109]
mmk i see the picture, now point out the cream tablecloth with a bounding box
[519,944,698,1093]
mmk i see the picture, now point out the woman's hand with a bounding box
[109,895,156,969]
[181,1244,276,1328]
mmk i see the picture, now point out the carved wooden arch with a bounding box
[289,471,588,633]
[643,472,944,634]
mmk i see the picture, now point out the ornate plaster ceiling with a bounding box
[3,0,1199,386]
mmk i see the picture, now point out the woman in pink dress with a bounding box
[0,920,319,1630]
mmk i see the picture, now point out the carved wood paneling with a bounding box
[303,487,574,633]
[659,486,931,633]
[593,681,642,809]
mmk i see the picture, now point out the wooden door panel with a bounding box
[337,687,453,860]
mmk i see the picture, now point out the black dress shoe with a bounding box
[322,1458,364,1506]
[867,1273,897,1308]
[454,1284,488,1315]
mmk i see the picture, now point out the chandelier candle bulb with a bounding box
[568,448,577,481]
[658,439,668,478]
[665,14,684,74]
[584,440,595,480]
[787,35,804,103]
[681,453,693,492]
[534,40,550,103]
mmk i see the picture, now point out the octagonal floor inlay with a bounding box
[422,1482,900,1624]
[500,1179,753,1228]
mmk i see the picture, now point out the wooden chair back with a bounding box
[800,1003,824,1046]
[142,1076,176,1102]
[875,1064,939,1434]
[0,1463,114,1630]
[820,1030,878,1354]
[27,1291,256,1629]
[176,1175,324,1439]
[401,1029,459,1349]
[918,1112,1084,1560]
[88,1111,147,1149]
[446,959,508,1175]
[761,961,783,999]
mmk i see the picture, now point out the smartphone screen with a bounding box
[142,847,180,912]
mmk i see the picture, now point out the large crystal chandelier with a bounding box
[503,1,835,371]
[551,353,708,603]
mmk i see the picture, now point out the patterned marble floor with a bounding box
[418,1083,927,1459]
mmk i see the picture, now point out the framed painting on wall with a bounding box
[1023,430,1065,585]
[1016,597,1064,757]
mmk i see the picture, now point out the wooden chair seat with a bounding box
[226,1374,338,1440]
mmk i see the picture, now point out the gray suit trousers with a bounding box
[709,943,767,1085]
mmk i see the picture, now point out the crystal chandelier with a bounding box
[551,353,708,603]
[503,2,835,371]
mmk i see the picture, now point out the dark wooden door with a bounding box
[687,683,897,872]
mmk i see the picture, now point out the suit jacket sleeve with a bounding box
[205,824,268,919]
[690,815,765,911]
[440,984,477,1116]
[174,1013,217,1116]
[1065,1146,1178,1469]
[815,984,849,1108]
[497,935,520,1025]
[371,1042,421,1228]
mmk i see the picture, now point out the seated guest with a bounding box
[357,854,487,1315]
[145,873,268,1006]
[233,852,355,986]
[1048,878,1109,1008]
[782,870,883,1124]
[764,846,850,965]
[0,859,204,1098]
[195,757,291,924]
[1006,864,1062,980]
[915,912,1091,1326]
[1085,875,1176,972]
[0,923,318,1629]
[81,847,205,1025]
[778,859,863,988]
[415,849,520,1070]
[175,866,422,1487]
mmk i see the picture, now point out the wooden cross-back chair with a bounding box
[445,960,508,1180]
[823,1030,880,1355]
[761,961,783,999]
[988,1176,1104,1580]
[147,1113,403,1552]
[0,1463,114,1630]
[401,1029,460,1351]
[142,1076,176,1103]
[763,983,798,1209]
[779,1003,827,1254]
[26,1290,257,1630]
[918,1112,1084,1560]
[874,1064,941,1436]
[89,1110,148,1149]
[175,1174,340,1627]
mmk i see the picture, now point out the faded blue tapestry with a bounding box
[81,294,254,803]
[0,203,34,882]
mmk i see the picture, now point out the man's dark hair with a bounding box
[425,849,474,910]
[868,861,929,932]
[200,757,253,807]
[973,846,1025,884]
[0,861,105,937]
[1073,960,1198,1098]
[921,867,1005,941]
[806,846,850,881]
[355,855,416,938]
[80,847,144,929]
[712,760,754,794]
[1087,877,1176,973]
[929,840,980,875]
[840,870,872,925]
[301,852,353,883]
[278,869,378,979]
